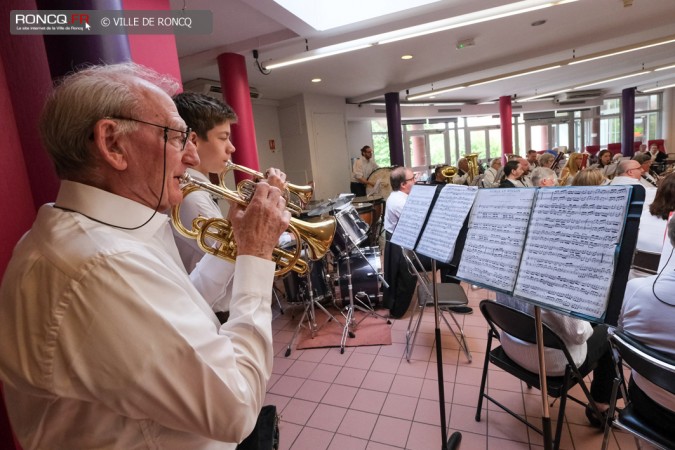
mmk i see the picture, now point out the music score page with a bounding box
[513,186,629,319]
[457,188,536,291]
[416,185,478,263]
[390,185,437,250]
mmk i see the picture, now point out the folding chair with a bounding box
[601,330,675,450]
[475,300,601,450]
[401,248,471,363]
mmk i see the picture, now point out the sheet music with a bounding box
[390,185,437,250]
[416,185,478,262]
[457,188,536,291]
[513,186,630,319]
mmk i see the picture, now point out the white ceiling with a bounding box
[173,0,675,112]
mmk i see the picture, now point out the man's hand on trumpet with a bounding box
[229,181,291,261]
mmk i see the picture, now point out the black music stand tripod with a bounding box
[333,224,391,354]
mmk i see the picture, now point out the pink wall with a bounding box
[123,0,182,84]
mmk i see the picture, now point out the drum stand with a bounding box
[336,231,391,355]
[285,256,341,357]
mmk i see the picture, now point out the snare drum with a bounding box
[334,247,382,308]
[330,205,369,255]
[283,258,331,304]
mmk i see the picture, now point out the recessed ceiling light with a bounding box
[531,19,546,26]
[311,78,322,83]
[401,54,413,60]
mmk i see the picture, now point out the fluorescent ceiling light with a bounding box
[568,37,675,65]
[407,86,466,101]
[518,89,571,102]
[573,71,652,89]
[262,0,578,70]
[468,65,561,87]
[655,63,675,72]
[641,82,675,93]
[263,43,372,70]
[273,0,441,31]
[377,0,578,45]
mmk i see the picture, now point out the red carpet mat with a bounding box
[296,309,392,350]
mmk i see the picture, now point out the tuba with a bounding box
[171,172,336,277]
[440,165,457,182]
[221,161,313,215]
[466,153,480,184]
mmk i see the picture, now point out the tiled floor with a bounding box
[267,284,638,450]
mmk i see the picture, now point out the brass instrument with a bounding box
[171,172,336,277]
[221,161,313,215]
[440,165,457,182]
[466,153,480,184]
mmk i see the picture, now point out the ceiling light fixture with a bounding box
[407,85,466,101]
[468,65,561,87]
[261,0,578,70]
[311,78,322,83]
[518,89,571,102]
[401,54,413,60]
[641,81,675,93]
[572,71,652,89]
[655,63,675,72]
[568,36,675,66]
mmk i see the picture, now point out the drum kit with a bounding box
[282,193,390,356]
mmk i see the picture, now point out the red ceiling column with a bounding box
[217,53,260,179]
[499,95,513,164]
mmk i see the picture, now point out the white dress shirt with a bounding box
[352,157,379,183]
[0,181,274,450]
[384,190,408,234]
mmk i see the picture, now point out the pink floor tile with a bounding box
[277,421,303,450]
[448,403,488,435]
[486,409,530,443]
[297,347,330,362]
[377,342,406,358]
[306,404,347,432]
[285,359,318,378]
[309,363,341,383]
[327,433,368,450]
[370,415,412,448]
[425,361,457,382]
[486,436,531,450]
[335,366,368,387]
[350,388,387,414]
[406,421,443,450]
[454,365,484,386]
[268,375,305,397]
[381,393,418,420]
[370,355,402,374]
[345,351,377,369]
[295,379,331,402]
[336,409,378,439]
[361,370,395,392]
[389,374,424,398]
[264,392,292,412]
[290,426,334,450]
[419,378,454,402]
[322,384,359,408]
[447,430,487,450]
[281,398,319,425]
[272,356,295,375]
[413,398,451,426]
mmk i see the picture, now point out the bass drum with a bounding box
[367,167,394,200]
[334,247,382,308]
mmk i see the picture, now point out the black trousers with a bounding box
[383,231,416,318]
[350,182,366,197]
[578,324,614,403]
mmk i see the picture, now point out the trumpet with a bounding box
[171,172,336,277]
[221,161,313,215]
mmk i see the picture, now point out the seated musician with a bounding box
[430,165,448,185]
[619,219,675,434]
[632,153,658,189]
[498,160,524,188]
[481,158,502,188]
[590,149,617,179]
[452,158,471,185]
[0,63,290,449]
[649,143,668,163]
[383,167,418,318]
[530,167,557,187]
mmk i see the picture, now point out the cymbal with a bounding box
[305,194,353,216]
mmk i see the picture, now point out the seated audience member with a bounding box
[538,152,555,170]
[499,160,525,188]
[559,152,584,186]
[632,153,658,188]
[383,167,417,318]
[571,168,607,186]
[649,143,668,163]
[0,63,290,449]
[530,167,557,187]
[481,158,502,188]
[619,219,675,433]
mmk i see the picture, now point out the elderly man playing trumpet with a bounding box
[0,63,289,449]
